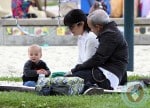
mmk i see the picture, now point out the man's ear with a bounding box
[95,24,103,31]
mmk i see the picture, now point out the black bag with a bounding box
[38,84,70,96]
[49,84,70,95]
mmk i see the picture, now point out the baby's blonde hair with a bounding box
[28,44,42,53]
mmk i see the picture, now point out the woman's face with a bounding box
[69,22,84,36]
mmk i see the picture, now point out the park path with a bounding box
[0,45,150,77]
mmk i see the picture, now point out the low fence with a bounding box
[0,18,150,46]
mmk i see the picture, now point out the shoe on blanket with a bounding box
[83,87,104,95]
[139,78,150,86]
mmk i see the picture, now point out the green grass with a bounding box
[0,77,21,82]
[47,2,57,6]
[0,75,149,82]
[128,75,150,81]
[0,76,150,108]
[0,91,149,108]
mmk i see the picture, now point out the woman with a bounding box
[64,9,99,65]
[63,9,99,94]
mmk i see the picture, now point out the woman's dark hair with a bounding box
[64,9,90,32]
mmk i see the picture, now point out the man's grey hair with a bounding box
[88,9,110,26]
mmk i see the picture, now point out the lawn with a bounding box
[0,76,149,108]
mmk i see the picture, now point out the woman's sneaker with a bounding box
[83,87,104,95]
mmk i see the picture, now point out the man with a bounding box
[71,9,128,94]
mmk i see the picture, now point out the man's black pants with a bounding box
[71,68,113,91]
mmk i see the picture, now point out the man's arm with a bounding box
[72,33,118,72]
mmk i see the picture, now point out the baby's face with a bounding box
[28,48,42,63]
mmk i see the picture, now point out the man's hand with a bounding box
[71,64,82,73]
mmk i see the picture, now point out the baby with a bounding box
[22,44,51,87]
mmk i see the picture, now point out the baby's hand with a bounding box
[36,69,44,74]
[40,69,49,75]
